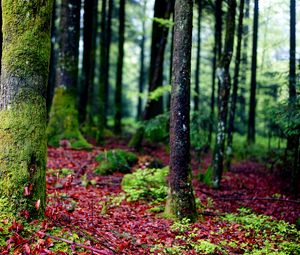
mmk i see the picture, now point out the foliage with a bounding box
[152,17,174,28]
[121,166,169,201]
[198,166,213,186]
[94,149,138,175]
[190,111,211,150]
[143,113,169,143]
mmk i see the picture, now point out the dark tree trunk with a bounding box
[288,0,299,195]
[166,0,197,221]
[104,0,113,126]
[247,0,259,144]
[114,0,125,134]
[143,0,174,120]
[98,0,107,141]
[46,0,58,116]
[238,0,249,129]
[194,0,202,112]
[167,16,174,111]
[208,0,223,144]
[128,0,174,149]
[212,0,236,189]
[137,0,147,120]
[226,0,245,170]
[0,0,52,218]
[47,0,91,150]
[78,0,98,125]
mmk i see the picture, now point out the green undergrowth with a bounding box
[151,208,300,254]
[94,149,138,175]
[121,167,169,202]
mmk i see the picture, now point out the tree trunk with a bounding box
[137,0,147,120]
[212,0,236,189]
[47,0,91,150]
[226,0,245,170]
[128,0,174,149]
[166,0,197,221]
[78,0,98,125]
[0,0,52,218]
[208,0,223,144]
[114,0,125,135]
[194,0,202,112]
[46,0,57,115]
[143,0,174,120]
[238,0,249,132]
[104,0,113,127]
[288,0,298,195]
[247,0,259,144]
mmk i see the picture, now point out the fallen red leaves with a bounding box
[0,138,299,254]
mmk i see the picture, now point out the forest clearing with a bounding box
[0,0,299,254]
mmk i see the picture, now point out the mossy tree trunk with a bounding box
[114,0,125,135]
[212,0,236,189]
[247,0,259,144]
[226,0,245,170]
[208,0,223,144]
[0,0,52,218]
[47,0,91,150]
[166,0,197,221]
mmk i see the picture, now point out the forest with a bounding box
[0,0,299,254]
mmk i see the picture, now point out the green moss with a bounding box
[94,149,138,175]
[2,0,53,77]
[121,167,169,201]
[47,87,92,150]
[0,92,47,218]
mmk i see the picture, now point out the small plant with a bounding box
[144,113,169,143]
[121,167,169,201]
[94,149,138,175]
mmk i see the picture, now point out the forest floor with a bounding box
[1,138,300,254]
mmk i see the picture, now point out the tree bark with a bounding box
[166,0,197,221]
[137,0,147,120]
[194,0,202,112]
[247,0,259,144]
[226,0,245,170]
[78,0,98,125]
[208,0,223,144]
[47,0,91,150]
[212,0,236,189]
[114,0,125,135]
[0,0,52,218]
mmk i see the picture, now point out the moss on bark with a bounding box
[47,87,92,150]
[0,92,47,217]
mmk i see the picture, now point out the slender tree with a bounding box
[287,0,299,194]
[226,0,245,170]
[47,0,91,150]
[137,0,147,120]
[0,0,52,217]
[212,0,236,189]
[78,0,98,125]
[247,0,259,144]
[129,0,174,149]
[238,0,249,130]
[46,0,57,115]
[194,0,202,111]
[166,0,197,221]
[208,0,223,144]
[114,0,125,134]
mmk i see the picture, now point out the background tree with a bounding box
[212,0,236,189]
[47,0,91,150]
[226,0,245,170]
[0,0,52,217]
[248,0,259,144]
[166,0,197,221]
[114,0,126,134]
[208,0,223,144]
